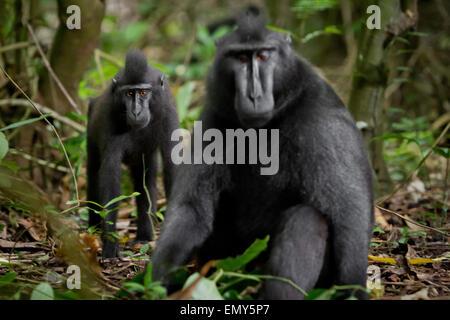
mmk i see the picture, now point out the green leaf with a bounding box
[121,250,134,256]
[0,272,16,287]
[149,61,171,74]
[324,25,341,35]
[372,132,407,141]
[123,21,148,44]
[267,25,299,40]
[407,31,428,37]
[104,192,140,209]
[140,243,150,255]
[0,132,8,161]
[305,288,336,300]
[64,112,87,123]
[1,160,19,172]
[183,273,223,300]
[0,114,50,132]
[373,226,385,234]
[222,289,243,300]
[144,263,153,289]
[433,147,450,158]
[123,282,146,293]
[156,205,166,221]
[66,199,103,208]
[212,26,232,39]
[55,290,80,300]
[31,283,54,300]
[293,0,337,18]
[396,66,410,72]
[392,78,408,84]
[197,26,213,46]
[217,235,269,272]
[106,231,120,240]
[176,81,196,122]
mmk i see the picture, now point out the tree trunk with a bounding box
[348,0,418,196]
[38,0,105,116]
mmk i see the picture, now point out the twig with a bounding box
[166,260,216,300]
[7,107,31,140]
[142,155,156,237]
[9,148,70,173]
[376,205,448,235]
[220,271,309,296]
[26,23,81,115]
[0,41,32,53]
[0,65,80,205]
[0,98,85,132]
[422,191,450,208]
[94,50,106,89]
[95,49,124,68]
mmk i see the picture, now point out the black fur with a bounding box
[152,8,373,299]
[87,50,179,258]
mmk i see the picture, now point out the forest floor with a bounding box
[0,179,449,300]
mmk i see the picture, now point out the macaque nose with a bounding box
[132,104,143,117]
[249,60,262,103]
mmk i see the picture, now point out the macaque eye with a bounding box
[257,50,270,61]
[139,90,147,97]
[235,54,249,63]
[126,91,133,97]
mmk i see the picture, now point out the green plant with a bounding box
[119,235,364,300]
[292,0,337,18]
[375,116,438,181]
[175,81,203,129]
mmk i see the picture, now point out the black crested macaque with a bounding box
[152,8,373,299]
[87,50,178,258]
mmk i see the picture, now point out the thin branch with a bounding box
[0,42,32,53]
[95,49,124,68]
[142,154,156,238]
[376,205,448,235]
[94,50,106,89]
[0,65,80,204]
[26,23,81,115]
[0,98,85,132]
[9,148,70,173]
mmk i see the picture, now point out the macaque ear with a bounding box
[160,75,165,90]
[285,34,292,44]
[112,77,118,90]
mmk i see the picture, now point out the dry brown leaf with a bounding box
[388,274,402,282]
[118,207,134,219]
[58,217,80,230]
[386,266,407,276]
[79,233,102,274]
[0,239,42,249]
[401,288,429,300]
[415,272,433,281]
[0,221,7,239]
[157,198,167,209]
[404,215,428,232]
[116,220,131,229]
[167,260,217,300]
[406,245,419,260]
[374,206,391,230]
[18,217,47,241]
